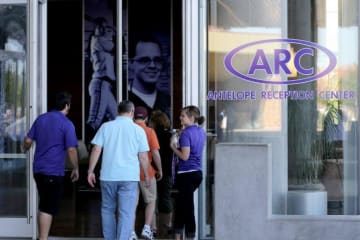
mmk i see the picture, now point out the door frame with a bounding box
[0,0,45,238]
[183,0,206,239]
[7,0,205,239]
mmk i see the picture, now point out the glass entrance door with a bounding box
[0,1,34,237]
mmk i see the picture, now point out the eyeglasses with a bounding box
[133,57,163,67]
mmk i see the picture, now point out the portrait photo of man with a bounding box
[128,34,171,117]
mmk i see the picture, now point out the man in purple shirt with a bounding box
[23,91,79,240]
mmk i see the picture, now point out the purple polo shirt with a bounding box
[27,111,78,176]
[177,125,206,172]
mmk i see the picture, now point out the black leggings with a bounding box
[174,171,202,238]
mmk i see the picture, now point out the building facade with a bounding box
[0,0,359,239]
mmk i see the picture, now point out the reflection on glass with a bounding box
[287,0,358,216]
[205,0,283,237]
[207,3,283,141]
[0,5,27,217]
[207,0,359,217]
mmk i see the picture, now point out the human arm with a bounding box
[138,151,150,187]
[87,144,102,187]
[152,149,163,181]
[149,129,163,180]
[170,145,190,161]
[170,133,190,161]
[67,147,79,182]
[90,36,114,72]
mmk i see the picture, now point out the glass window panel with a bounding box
[207,0,360,216]
[0,4,27,217]
[287,0,359,216]
[207,0,287,216]
[207,0,283,139]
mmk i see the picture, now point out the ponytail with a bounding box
[197,116,205,126]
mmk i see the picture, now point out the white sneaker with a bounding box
[129,231,138,240]
[141,225,154,240]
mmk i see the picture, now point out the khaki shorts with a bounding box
[139,177,157,203]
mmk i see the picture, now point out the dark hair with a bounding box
[4,15,25,34]
[128,34,162,58]
[93,17,107,36]
[118,100,134,114]
[149,110,171,130]
[55,92,72,111]
[182,105,205,125]
[1,14,26,49]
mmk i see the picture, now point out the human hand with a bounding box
[87,172,96,187]
[70,168,79,182]
[170,134,179,148]
[144,175,151,188]
[155,171,163,181]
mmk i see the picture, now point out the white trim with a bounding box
[281,0,289,216]
[0,154,26,158]
[0,219,33,237]
[199,0,207,111]
[29,0,38,237]
[198,0,209,238]
[117,0,123,101]
[183,1,202,239]
[29,0,37,237]
[40,0,47,115]
[30,0,46,238]
[81,0,85,140]
[183,0,200,107]
[0,0,26,3]
[48,238,103,240]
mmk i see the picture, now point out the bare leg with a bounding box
[141,201,156,238]
[158,212,173,236]
[175,233,182,240]
[144,201,156,226]
[151,211,157,234]
[38,211,52,240]
[164,212,172,227]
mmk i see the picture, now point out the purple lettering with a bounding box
[248,49,272,75]
[294,48,314,75]
[274,49,291,74]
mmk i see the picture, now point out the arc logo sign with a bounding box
[224,39,337,85]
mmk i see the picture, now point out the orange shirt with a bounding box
[135,120,160,180]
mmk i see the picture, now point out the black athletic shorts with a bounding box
[34,173,64,216]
